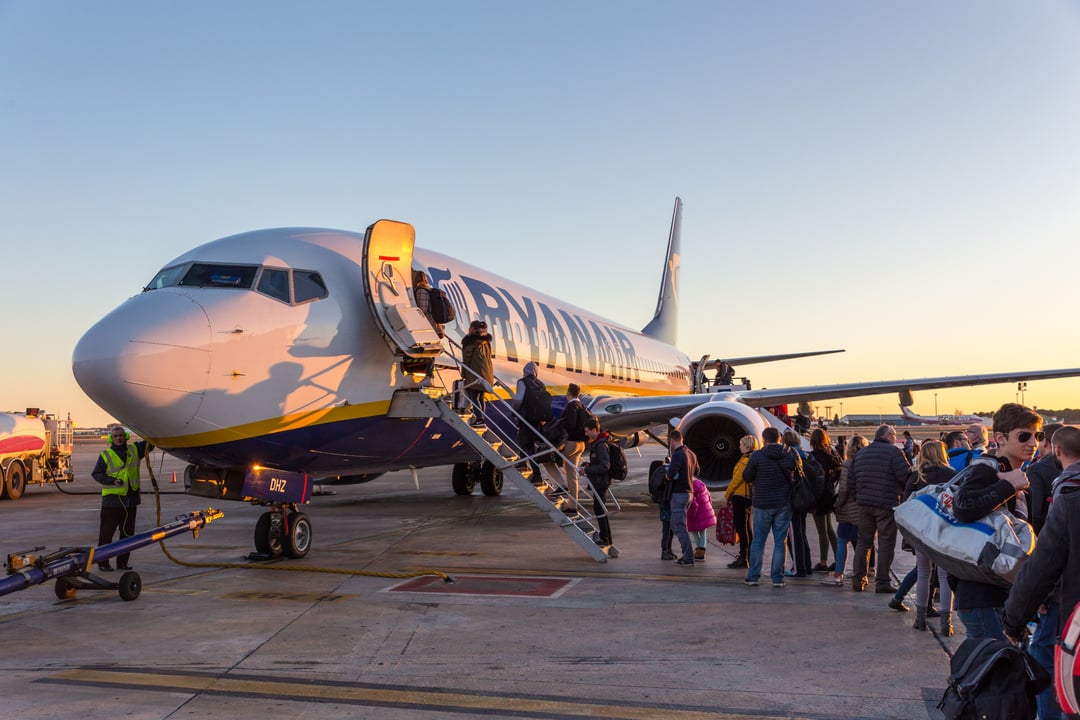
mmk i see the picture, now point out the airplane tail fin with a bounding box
[641,197,682,346]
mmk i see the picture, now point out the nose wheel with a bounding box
[251,508,312,560]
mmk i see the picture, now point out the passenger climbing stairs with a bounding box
[386,378,618,563]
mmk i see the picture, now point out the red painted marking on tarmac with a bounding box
[386,575,574,598]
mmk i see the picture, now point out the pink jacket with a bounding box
[686,478,717,532]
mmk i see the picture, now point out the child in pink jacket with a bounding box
[686,478,717,561]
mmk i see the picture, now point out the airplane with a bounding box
[72,198,1080,557]
[899,405,987,426]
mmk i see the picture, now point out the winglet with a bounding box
[641,197,682,346]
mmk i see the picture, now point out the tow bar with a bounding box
[1,508,223,602]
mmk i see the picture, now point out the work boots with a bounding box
[940,612,954,637]
[913,606,928,631]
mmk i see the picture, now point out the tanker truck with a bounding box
[0,409,74,500]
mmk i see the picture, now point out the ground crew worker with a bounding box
[91,425,152,572]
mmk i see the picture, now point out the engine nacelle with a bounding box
[677,399,769,484]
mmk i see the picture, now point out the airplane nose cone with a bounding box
[73,291,212,437]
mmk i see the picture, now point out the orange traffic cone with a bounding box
[171,471,177,484]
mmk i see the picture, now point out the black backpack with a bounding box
[938,637,1050,720]
[648,463,669,504]
[519,376,553,424]
[606,440,627,481]
[428,287,456,324]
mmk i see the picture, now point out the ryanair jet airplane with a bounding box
[72,198,1080,559]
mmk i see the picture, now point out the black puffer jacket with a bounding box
[848,439,909,509]
[744,443,798,511]
[903,463,956,500]
[1003,469,1080,637]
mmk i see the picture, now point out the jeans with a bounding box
[958,607,1006,640]
[893,567,916,603]
[834,522,857,577]
[747,505,792,584]
[915,551,952,612]
[1029,600,1062,720]
[669,492,694,562]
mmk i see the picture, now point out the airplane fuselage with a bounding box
[73,228,692,478]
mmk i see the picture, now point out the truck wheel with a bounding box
[3,461,26,500]
[54,577,78,600]
[118,571,142,601]
[452,462,476,495]
[479,461,503,496]
[254,511,284,557]
[284,512,312,558]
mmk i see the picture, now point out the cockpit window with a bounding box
[178,263,258,288]
[144,264,187,291]
[293,271,328,303]
[256,268,291,303]
[143,261,326,306]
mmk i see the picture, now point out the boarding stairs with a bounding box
[387,353,618,563]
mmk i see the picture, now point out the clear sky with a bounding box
[3,1,1080,428]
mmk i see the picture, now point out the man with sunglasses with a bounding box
[951,403,1042,640]
[1003,424,1080,720]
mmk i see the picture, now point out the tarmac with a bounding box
[0,442,959,720]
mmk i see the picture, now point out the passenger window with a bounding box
[293,271,328,303]
[256,269,291,303]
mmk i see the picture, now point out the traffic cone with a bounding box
[171,471,176,484]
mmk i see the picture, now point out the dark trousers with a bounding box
[99,503,137,566]
[731,495,753,558]
[790,511,812,576]
[853,505,897,589]
[517,425,542,481]
[589,475,612,545]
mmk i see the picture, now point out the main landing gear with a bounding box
[250,504,312,560]
[451,461,503,496]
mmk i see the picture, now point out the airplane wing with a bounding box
[708,349,845,368]
[592,367,1080,435]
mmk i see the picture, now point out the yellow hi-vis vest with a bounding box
[100,445,141,497]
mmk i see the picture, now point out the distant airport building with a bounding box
[838,414,914,427]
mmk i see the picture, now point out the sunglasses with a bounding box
[1012,431,1044,443]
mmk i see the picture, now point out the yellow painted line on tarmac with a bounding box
[44,667,802,720]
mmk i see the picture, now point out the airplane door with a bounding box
[361,219,443,358]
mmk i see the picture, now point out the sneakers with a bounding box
[116,563,132,571]
[673,558,695,567]
[820,574,844,586]
[605,546,619,559]
[888,598,911,612]
[744,578,759,586]
[97,562,113,572]
[875,584,900,594]
[811,563,829,572]
[852,580,867,592]
[726,555,747,569]
[772,581,786,588]
[694,547,706,561]
[660,550,675,561]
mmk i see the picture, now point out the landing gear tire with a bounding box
[284,512,312,559]
[649,459,664,481]
[3,461,26,500]
[54,577,77,600]
[452,462,476,495]
[479,460,503,496]
[118,571,142,601]
[254,511,284,558]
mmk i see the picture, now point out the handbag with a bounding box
[715,505,736,545]
[893,461,1034,588]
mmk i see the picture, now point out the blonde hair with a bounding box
[739,435,761,454]
[916,439,950,484]
[847,434,869,459]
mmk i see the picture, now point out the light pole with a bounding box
[839,402,844,423]
[1019,382,1027,405]
[934,393,938,416]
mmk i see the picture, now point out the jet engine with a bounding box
[677,400,769,485]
